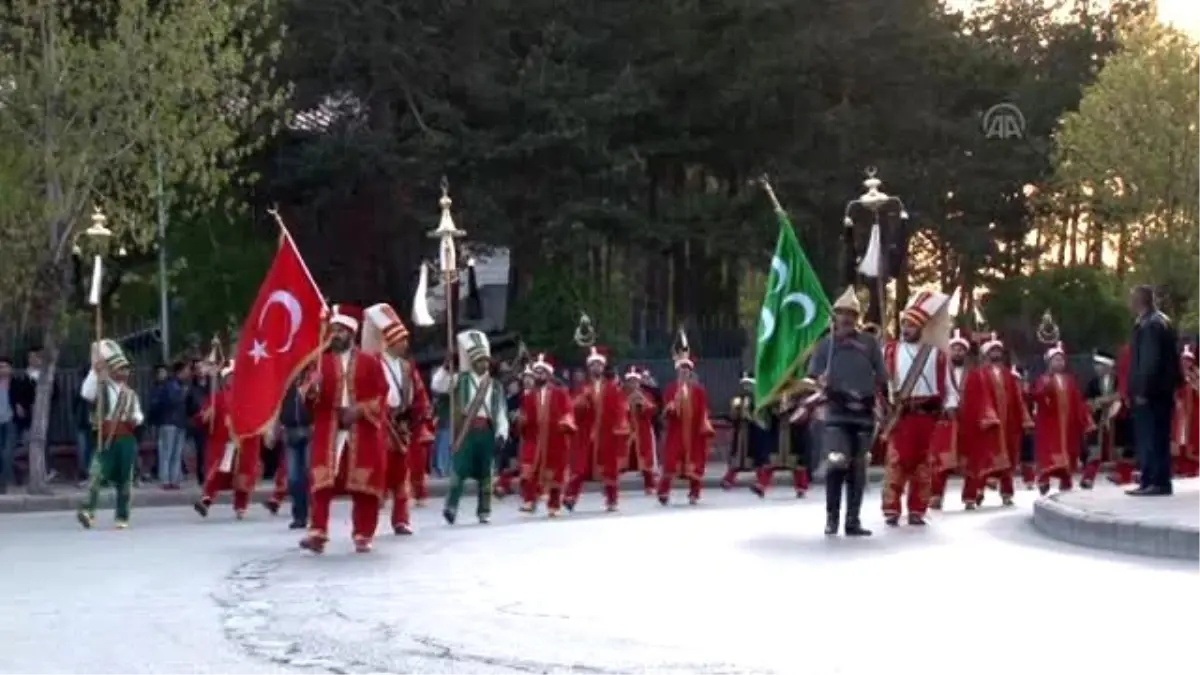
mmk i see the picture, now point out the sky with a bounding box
[1157,0,1200,35]
[948,0,1200,36]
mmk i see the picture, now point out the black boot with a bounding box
[825,513,839,536]
[844,455,871,537]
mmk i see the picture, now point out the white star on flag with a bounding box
[248,340,269,364]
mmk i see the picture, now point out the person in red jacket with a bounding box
[298,305,398,554]
[362,302,435,536]
[564,346,630,512]
[621,367,658,494]
[518,353,576,516]
[960,333,1032,508]
[1031,342,1094,495]
[657,336,715,506]
[192,363,263,520]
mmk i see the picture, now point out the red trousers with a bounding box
[408,443,429,502]
[1037,467,1072,492]
[309,457,381,544]
[962,470,1014,504]
[629,469,656,494]
[1174,457,1199,478]
[202,472,250,513]
[882,413,936,517]
[1084,459,1138,484]
[564,443,620,508]
[1020,463,1036,486]
[520,479,564,511]
[496,468,519,496]
[753,467,810,495]
[385,451,411,528]
[656,475,702,502]
[720,467,755,488]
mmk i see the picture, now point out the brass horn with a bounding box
[574,312,596,348]
[1036,309,1060,345]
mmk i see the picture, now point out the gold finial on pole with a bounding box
[429,176,467,445]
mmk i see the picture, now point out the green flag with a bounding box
[753,209,831,410]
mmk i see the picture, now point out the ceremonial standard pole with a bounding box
[430,177,465,447]
[83,206,114,459]
[843,168,909,330]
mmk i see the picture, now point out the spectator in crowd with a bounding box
[1,356,20,493]
[151,361,191,489]
[1127,284,1181,496]
[74,364,98,487]
[278,380,311,529]
[185,358,211,485]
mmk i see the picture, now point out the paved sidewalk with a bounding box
[0,465,887,514]
[1032,479,1199,560]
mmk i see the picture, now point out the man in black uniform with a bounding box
[807,287,888,537]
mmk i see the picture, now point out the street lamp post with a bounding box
[429,176,466,447]
[843,168,909,328]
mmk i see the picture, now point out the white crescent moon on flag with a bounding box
[782,292,817,328]
[757,307,776,344]
[769,256,788,293]
[257,290,304,353]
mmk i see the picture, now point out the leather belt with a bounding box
[899,397,943,415]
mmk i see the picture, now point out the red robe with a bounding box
[960,364,1031,499]
[623,387,658,476]
[306,349,390,498]
[518,384,576,502]
[1032,372,1094,482]
[660,381,714,482]
[929,364,968,503]
[568,378,631,487]
[196,388,262,496]
[1173,377,1199,477]
[387,357,435,493]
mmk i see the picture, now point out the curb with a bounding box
[0,467,887,515]
[1031,493,1200,561]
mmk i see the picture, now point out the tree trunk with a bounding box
[25,316,62,496]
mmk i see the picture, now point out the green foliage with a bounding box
[507,261,632,363]
[983,266,1129,353]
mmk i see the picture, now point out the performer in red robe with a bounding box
[1172,345,1199,478]
[362,303,434,535]
[880,293,949,526]
[565,346,630,511]
[193,363,263,519]
[518,354,576,516]
[1032,343,1094,495]
[621,367,658,494]
[656,338,715,505]
[930,330,971,510]
[299,304,398,554]
[960,333,1032,508]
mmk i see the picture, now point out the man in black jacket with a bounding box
[1127,285,1181,496]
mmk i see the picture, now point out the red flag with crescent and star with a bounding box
[229,233,326,438]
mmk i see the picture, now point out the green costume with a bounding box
[78,341,144,529]
[439,330,509,524]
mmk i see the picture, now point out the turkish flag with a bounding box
[229,234,326,438]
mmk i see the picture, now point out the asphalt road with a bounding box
[1,482,1195,675]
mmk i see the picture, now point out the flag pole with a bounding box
[753,175,833,414]
[267,206,328,314]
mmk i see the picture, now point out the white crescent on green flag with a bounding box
[753,208,830,410]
